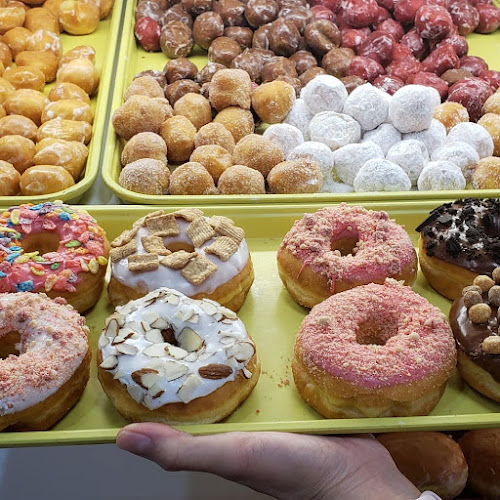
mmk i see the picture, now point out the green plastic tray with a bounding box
[1,201,500,448]
[0,0,125,206]
[102,0,500,205]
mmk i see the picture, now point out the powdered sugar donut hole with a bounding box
[386,139,429,185]
[389,85,441,134]
[353,159,412,192]
[288,141,335,188]
[263,123,304,158]
[361,123,402,155]
[405,119,447,155]
[322,179,355,193]
[417,161,466,191]
[343,83,390,131]
[333,141,384,185]
[284,99,314,141]
[301,74,348,115]
[446,122,494,159]
[309,112,361,150]
[431,141,480,181]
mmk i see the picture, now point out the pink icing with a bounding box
[0,292,89,415]
[278,204,416,292]
[296,281,456,389]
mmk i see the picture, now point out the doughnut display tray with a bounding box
[2,201,500,448]
[0,0,125,207]
[101,0,500,205]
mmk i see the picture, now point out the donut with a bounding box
[0,202,110,312]
[292,280,457,418]
[277,204,418,308]
[449,269,500,402]
[416,198,500,301]
[0,292,91,431]
[377,432,468,500]
[97,288,260,425]
[108,208,254,312]
[458,429,500,499]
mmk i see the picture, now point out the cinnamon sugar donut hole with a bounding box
[190,144,233,181]
[478,113,500,156]
[209,68,252,111]
[433,102,470,133]
[483,92,500,115]
[0,134,35,173]
[119,158,170,195]
[218,164,266,194]
[169,161,218,195]
[124,76,165,101]
[0,160,20,195]
[267,158,323,193]
[173,93,212,130]
[20,164,74,195]
[121,132,167,166]
[56,58,100,96]
[251,80,295,124]
[49,82,91,104]
[471,156,500,189]
[233,133,283,177]
[113,96,173,141]
[160,115,197,163]
[213,106,254,143]
[0,114,37,140]
[194,122,235,153]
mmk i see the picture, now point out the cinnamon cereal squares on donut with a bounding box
[343,83,389,131]
[170,162,218,195]
[417,161,466,191]
[119,159,170,195]
[218,164,266,194]
[267,158,323,193]
[121,132,168,166]
[301,74,348,114]
[353,159,411,192]
[233,133,283,177]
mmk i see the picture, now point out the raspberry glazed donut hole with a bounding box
[0,202,110,313]
[0,293,91,431]
[293,281,457,418]
[108,208,254,312]
[97,288,260,425]
[277,204,418,308]
[416,199,500,301]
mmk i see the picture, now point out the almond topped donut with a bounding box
[108,208,254,311]
[97,288,260,425]
[277,204,418,308]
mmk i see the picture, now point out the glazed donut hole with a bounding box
[217,164,266,193]
[0,5,25,35]
[0,42,12,69]
[0,159,20,195]
[3,88,49,126]
[477,113,500,156]
[37,119,93,144]
[169,161,218,195]
[3,65,45,92]
[251,80,296,124]
[59,0,100,35]
[174,92,212,130]
[483,92,500,115]
[124,76,165,101]
[2,27,31,58]
[160,114,197,163]
[119,158,170,195]
[60,45,96,66]
[20,164,75,195]
[433,101,470,133]
[190,144,233,181]
[0,114,37,141]
[48,82,92,105]
[56,58,100,96]
[0,134,35,173]
[14,50,59,84]
[194,122,236,152]
[121,132,168,166]
[267,158,323,193]
[25,29,62,58]
[233,133,284,177]
[41,100,94,125]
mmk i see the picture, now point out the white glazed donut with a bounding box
[263,123,304,158]
[97,288,260,425]
[343,83,389,131]
[353,159,412,192]
[108,208,254,312]
[417,160,466,191]
[431,141,479,180]
[362,123,402,155]
[333,141,384,185]
[309,112,361,150]
[405,119,447,155]
[389,85,441,134]
[284,98,314,141]
[301,74,348,115]
[386,139,429,186]
[446,122,494,159]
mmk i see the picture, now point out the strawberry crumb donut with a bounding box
[277,204,418,308]
[292,281,457,418]
[0,202,110,312]
[0,292,91,431]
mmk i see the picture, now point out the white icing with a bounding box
[98,289,255,407]
[111,217,249,296]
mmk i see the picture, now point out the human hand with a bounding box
[116,423,421,500]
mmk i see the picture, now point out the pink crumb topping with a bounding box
[279,204,416,292]
[296,281,456,389]
[0,292,88,415]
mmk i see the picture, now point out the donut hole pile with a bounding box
[270,74,498,193]
[0,1,115,197]
[113,68,327,195]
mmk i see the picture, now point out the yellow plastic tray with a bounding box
[1,201,500,448]
[0,0,125,206]
[102,0,500,205]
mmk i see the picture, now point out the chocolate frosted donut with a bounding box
[416,198,500,300]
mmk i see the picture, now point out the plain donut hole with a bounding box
[356,320,398,346]
[0,331,21,359]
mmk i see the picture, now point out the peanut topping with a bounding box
[482,336,500,354]
[463,290,483,309]
[488,286,500,307]
[473,275,495,292]
[468,303,492,324]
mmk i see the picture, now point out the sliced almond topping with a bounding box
[105,312,125,328]
[110,239,138,262]
[143,311,160,324]
[177,374,203,403]
[143,343,169,357]
[105,317,120,338]
[219,336,235,345]
[200,301,219,315]
[127,384,144,404]
[100,355,118,370]
[186,217,216,248]
[198,351,215,361]
[166,293,180,305]
[145,329,164,344]
[112,336,125,345]
[242,367,252,379]
[218,306,237,320]
[132,368,160,389]
[148,381,165,397]
[178,327,204,352]
[113,370,125,380]
[187,314,199,324]
[98,335,109,348]
[229,342,255,362]
[164,361,189,381]
[165,343,188,359]
[181,306,194,322]
[145,359,164,371]
[150,316,170,329]
[199,363,233,379]
[221,319,233,324]
[116,343,139,355]
[184,352,198,362]
[146,214,180,237]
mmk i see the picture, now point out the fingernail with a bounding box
[116,425,153,456]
